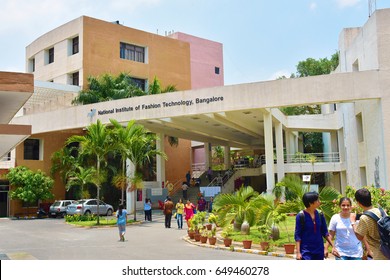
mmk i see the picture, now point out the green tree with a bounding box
[126,128,167,221]
[72,73,144,105]
[109,119,147,205]
[66,165,98,199]
[50,145,78,185]
[66,119,113,224]
[7,166,54,214]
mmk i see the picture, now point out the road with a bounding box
[0,212,284,260]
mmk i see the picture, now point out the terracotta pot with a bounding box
[208,237,217,245]
[223,238,232,247]
[188,231,195,239]
[205,224,212,230]
[194,233,201,241]
[260,241,270,251]
[242,240,252,249]
[284,243,295,254]
[200,236,208,243]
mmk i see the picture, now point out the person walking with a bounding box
[351,188,388,260]
[325,197,371,260]
[295,191,334,260]
[163,197,174,228]
[197,195,207,212]
[175,198,185,229]
[181,182,189,200]
[186,171,191,186]
[184,199,195,228]
[207,167,213,183]
[116,204,127,242]
[144,198,152,222]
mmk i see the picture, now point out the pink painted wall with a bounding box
[169,32,224,89]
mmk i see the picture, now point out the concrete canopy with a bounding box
[0,72,33,159]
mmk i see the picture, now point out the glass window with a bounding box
[72,36,79,54]
[215,67,220,74]
[48,47,54,64]
[120,42,145,63]
[72,72,79,86]
[24,139,40,160]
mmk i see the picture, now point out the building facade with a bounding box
[2,10,390,217]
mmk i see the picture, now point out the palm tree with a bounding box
[213,186,260,234]
[50,146,78,185]
[275,174,340,222]
[127,129,167,220]
[66,119,113,224]
[66,165,97,199]
[109,119,145,205]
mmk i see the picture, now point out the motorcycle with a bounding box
[37,208,48,219]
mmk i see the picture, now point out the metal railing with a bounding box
[259,152,340,164]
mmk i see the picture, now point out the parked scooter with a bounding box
[37,208,48,219]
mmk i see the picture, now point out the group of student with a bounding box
[296,188,388,260]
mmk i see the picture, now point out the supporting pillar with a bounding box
[126,159,136,213]
[204,142,212,170]
[275,121,285,182]
[156,133,166,184]
[264,111,274,193]
[224,146,231,169]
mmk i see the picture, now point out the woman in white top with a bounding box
[326,197,371,260]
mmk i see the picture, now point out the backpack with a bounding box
[363,208,390,259]
[298,210,324,231]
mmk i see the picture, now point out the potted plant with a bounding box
[200,228,208,243]
[281,215,295,254]
[208,227,217,245]
[258,224,272,251]
[242,239,252,249]
[221,225,233,247]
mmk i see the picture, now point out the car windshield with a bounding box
[52,201,61,207]
[74,200,86,205]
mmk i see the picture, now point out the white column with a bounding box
[156,133,166,184]
[275,121,285,182]
[224,146,231,169]
[264,111,274,193]
[126,159,136,213]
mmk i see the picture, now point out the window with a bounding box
[130,77,146,91]
[72,36,79,54]
[120,42,145,63]
[356,113,364,142]
[28,58,35,72]
[24,139,41,160]
[72,72,79,86]
[48,47,54,64]
[215,67,220,74]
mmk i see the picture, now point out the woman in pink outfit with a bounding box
[184,199,195,228]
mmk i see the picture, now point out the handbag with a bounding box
[174,212,177,219]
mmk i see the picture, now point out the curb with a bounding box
[182,235,296,259]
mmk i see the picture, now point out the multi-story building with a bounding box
[2,9,390,218]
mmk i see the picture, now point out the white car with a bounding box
[66,199,113,216]
[49,200,74,218]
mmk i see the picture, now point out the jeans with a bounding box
[177,213,183,229]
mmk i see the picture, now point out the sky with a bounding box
[1,0,390,86]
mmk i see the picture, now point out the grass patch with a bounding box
[228,215,296,247]
[68,218,136,227]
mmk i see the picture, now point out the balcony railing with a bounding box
[259,152,340,165]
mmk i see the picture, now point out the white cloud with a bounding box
[335,0,362,8]
[309,2,317,10]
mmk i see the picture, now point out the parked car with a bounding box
[66,199,114,216]
[49,200,74,218]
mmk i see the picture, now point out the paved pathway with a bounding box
[0,212,288,260]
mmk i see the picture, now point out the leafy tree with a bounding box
[279,52,339,153]
[50,145,78,185]
[66,165,98,199]
[7,166,54,214]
